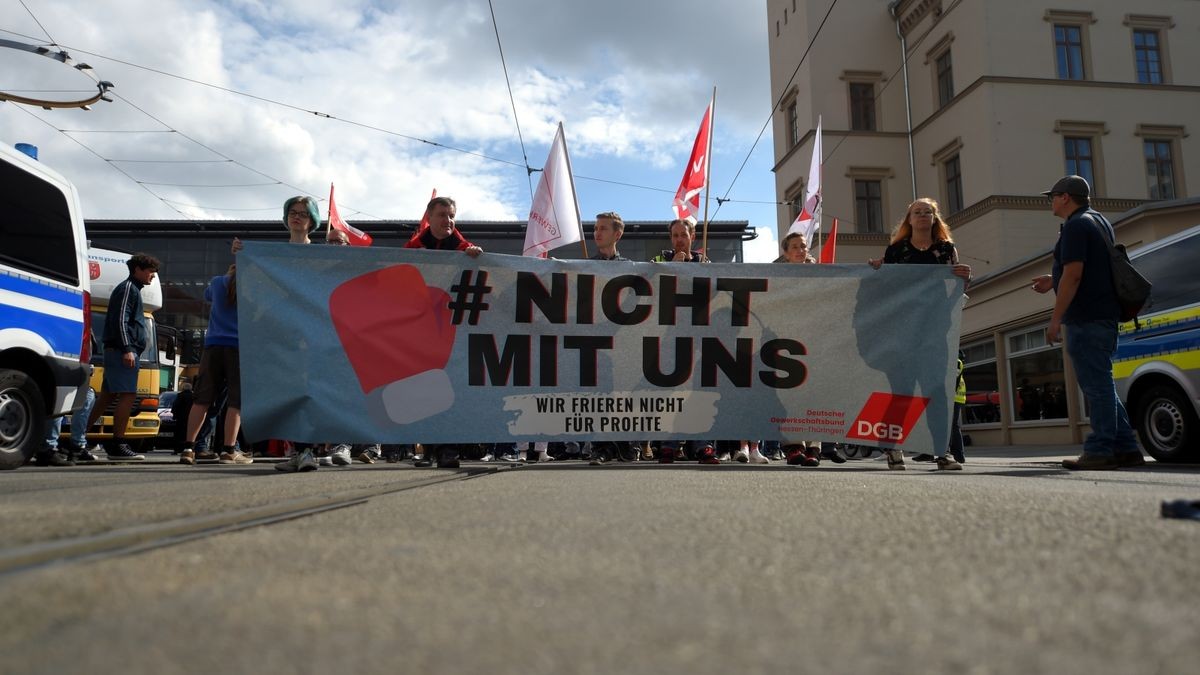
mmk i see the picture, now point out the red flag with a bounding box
[328,184,372,246]
[672,101,712,222]
[819,218,838,264]
[418,188,437,231]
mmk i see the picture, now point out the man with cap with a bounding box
[1031,175,1143,470]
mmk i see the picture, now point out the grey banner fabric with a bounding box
[237,242,963,452]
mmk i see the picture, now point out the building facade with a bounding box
[768,0,1200,445]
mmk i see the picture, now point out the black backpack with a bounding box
[1082,212,1152,323]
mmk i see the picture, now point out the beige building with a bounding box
[767,0,1200,445]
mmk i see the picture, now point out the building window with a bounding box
[924,33,955,110]
[943,155,963,215]
[784,180,803,223]
[849,83,876,131]
[1007,326,1067,421]
[1063,137,1095,188]
[1054,120,1107,196]
[1133,30,1163,83]
[854,180,883,232]
[961,340,1000,425]
[1144,140,1176,200]
[1136,124,1186,200]
[786,101,799,149]
[1054,24,1086,79]
[935,50,954,108]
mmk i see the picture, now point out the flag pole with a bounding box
[814,116,822,251]
[327,183,334,237]
[558,121,589,258]
[701,86,715,258]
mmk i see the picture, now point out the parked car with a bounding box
[1115,224,1200,463]
[157,390,178,440]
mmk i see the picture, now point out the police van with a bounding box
[0,143,92,469]
[1115,224,1200,462]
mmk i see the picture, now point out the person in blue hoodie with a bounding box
[179,264,251,465]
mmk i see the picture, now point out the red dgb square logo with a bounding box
[846,393,930,444]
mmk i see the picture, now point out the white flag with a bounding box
[524,122,583,258]
[786,116,822,247]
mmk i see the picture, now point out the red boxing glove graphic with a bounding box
[329,264,456,425]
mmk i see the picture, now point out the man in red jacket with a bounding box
[406,196,481,469]
[404,196,483,257]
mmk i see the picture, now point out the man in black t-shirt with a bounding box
[1032,175,1142,470]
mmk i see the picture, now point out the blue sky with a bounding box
[1,0,783,260]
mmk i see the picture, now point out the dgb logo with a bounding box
[847,393,929,444]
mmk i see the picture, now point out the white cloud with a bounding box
[1,0,777,232]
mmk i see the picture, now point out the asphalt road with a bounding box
[2,447,1199,675]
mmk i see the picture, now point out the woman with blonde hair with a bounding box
[868,197,971,471]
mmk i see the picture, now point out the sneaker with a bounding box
[35,448,74,467]
[356,448,377,464]
[641,443,655,461]
[785,448,806,466]
[885,449,906,471]
[436,450,461,469]
[106,443,145,461]
[195,449,218,462]
[821,446,847,464]
[717,452,732,462]
[479,453,495,462]
[276,449,318,472]
[588,447,609,466]
[76,445,101,462]
[748,449,770,464]
[318,456,333,467]
[413,456,434,468]
[801,448,821,467]
[1062,453,1118,470]
[733,447,750,463]
[180,450,196,465]
[697,446,720,465]
[500,452,521,462]
[330,444,352,466]
[1116,452,1145,468]
[935,455,962,471]
[219,450,254,465]
[911,453,936,463]
[658,446,676,464]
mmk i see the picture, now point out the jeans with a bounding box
[948,402,965,463]
[1065,320,1137,457]
[44,387,96,450]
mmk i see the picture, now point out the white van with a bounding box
[0,143,92,469]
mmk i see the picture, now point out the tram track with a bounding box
[0,466,505,577]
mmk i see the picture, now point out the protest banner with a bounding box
[237,242,964,453]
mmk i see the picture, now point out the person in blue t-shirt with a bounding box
[179,264,251,466]
[1031,175,1143,470]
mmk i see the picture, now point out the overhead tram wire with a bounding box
[818,0,960,182]
[12,105,189,217]
[0,28,526,172]
[710,0,840,221]
[108,90,387,219]
[0,26,790,217]
[487,0,537,201]
[17,0,57,46]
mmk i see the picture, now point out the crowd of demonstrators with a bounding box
[868,198,970,471]
[1032,175,1144,471]
[31,182,1144,473]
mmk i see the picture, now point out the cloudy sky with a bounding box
[2,0,782,259]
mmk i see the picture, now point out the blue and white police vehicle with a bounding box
[0,142,92,469]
